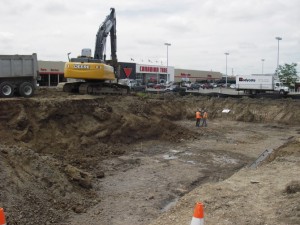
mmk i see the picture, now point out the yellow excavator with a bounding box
[63,8,129,95]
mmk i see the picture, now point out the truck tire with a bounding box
[19,82,34,98]
[0,82,14,98]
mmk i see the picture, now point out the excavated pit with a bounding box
[0,89,300,225]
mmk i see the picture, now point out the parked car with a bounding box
[165,85,186,93]
[230,84,236,89]
[154,84,166,89]
[187,83,201,90]
[212,83,218,88]
[165,84,176,91]
[165,84,178,91]
[216,83,225,87]
[181,82,191,88]
[173,86,186,94]
[146,83,155,88]
[131,85,146,92]
[202,83,214,89]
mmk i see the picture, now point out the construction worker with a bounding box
[201,109,208,127]
[195,109,201,127]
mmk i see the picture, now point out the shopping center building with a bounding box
[174,68,222,83]
[37,60,222,86]
[38,61,65,86]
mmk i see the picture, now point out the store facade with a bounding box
[119,62,175,84]
[38,61,66,86]
[174,69,222,83]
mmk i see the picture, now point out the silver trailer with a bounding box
[0,53,39,98]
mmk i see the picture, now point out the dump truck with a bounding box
[0,53,39,98]
[236,75,289,95]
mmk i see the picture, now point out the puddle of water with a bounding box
[163,154,178,160]
[178,159,198,165]
[184,152,194,156]
[186,160,196,164]
[161,198,179,212]
[170,149,180,154]
[212,154,239,164]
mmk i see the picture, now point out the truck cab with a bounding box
[274,82,289,95]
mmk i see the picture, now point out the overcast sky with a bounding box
[1,0,299,75]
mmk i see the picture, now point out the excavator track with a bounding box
[62,82,84,93]
[63,82,129,95]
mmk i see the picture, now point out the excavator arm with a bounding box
[94,8,117,68]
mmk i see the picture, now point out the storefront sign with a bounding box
[40,68,62,72]
[137,65,167,74]
[123,68,132,78]
[181,73,191,77]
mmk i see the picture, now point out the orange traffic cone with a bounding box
[0,208,6,225]
[190,202,204,225]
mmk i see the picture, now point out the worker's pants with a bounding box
[196,118,201,127]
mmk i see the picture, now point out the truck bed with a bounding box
[0,54,38,78]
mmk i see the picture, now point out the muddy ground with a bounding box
[0,88,299,225]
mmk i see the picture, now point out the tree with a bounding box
[276,63,298,87]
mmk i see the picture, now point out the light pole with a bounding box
[261,59,265,75]
[67,52,71,62]
[224,52,229,87]
[275,37,282,75]
[164,43,171,82]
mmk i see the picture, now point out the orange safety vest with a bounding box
[203,112,208,119]
[196,111,201,119]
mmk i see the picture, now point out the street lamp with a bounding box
[224,52,229,87]
[67,52,71,62]
[164,43,171,82]
[261,59,265,75]
[275,37,282,75]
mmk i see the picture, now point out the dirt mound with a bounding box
[0,96,199,162]
[0,145,95,225]
[285,180,300,194]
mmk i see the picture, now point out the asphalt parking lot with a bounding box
[146,87,243,95]
[146,87,300,97]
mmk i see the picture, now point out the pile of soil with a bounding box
[0,89,299,224]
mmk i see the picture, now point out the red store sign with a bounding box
[139,66,167,73]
